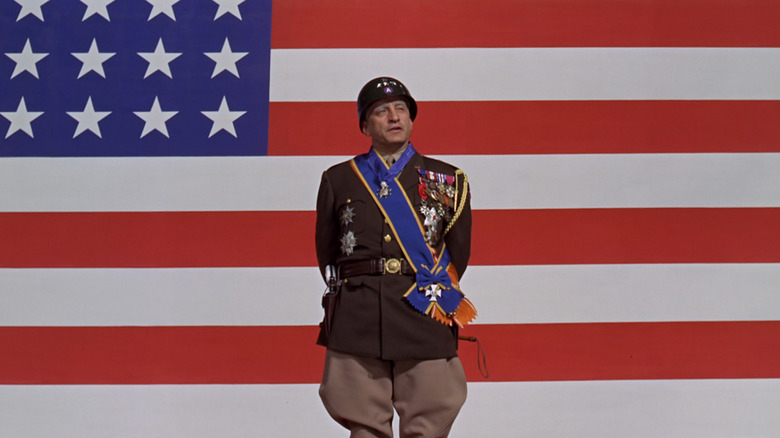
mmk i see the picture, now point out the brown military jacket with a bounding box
[315,150,472,360]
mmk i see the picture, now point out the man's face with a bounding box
[361,97,413,153]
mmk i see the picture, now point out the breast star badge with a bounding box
[340,205,355,226]
[340,230,357,256]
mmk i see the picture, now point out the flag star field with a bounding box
[1,0,270,156]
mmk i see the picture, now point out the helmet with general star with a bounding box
[357,77,418,131]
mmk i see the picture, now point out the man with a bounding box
[316,77,476,438]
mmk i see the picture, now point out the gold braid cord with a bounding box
[443,169,468,237]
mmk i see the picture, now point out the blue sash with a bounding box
[351,144,464,318]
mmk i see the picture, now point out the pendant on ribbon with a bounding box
[377,181,391,198]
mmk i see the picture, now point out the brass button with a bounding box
[384,234,392,242]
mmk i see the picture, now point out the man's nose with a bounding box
[387,107,400,121]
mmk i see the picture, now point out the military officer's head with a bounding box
[357,77,417,154]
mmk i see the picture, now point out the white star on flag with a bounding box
[72,38,116,79]
[134,96,178,138]
[14,0,50,22]
[146,0,181,21]
[201,96,246,138]
[204,37,248,78]
[6,38,48,79]
[212,0,246,20]
[1,97,44,139]
[79,0,115,21]
[67,97,111,138]
[138,38,182,79]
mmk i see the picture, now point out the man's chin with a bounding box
[374,140,409,154]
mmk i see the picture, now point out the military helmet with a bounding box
[357,77,417,131]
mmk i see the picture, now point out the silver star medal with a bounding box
[377,181,391,198]
[425,284,442,302]
[340,205,355,226]
[340,230,357,256]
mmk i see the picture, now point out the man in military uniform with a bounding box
[316,77,476,438]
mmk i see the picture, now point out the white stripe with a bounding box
[464,264,780,324]
[3,153,780,212]
[459,153,780,210]
[0,267,324,326]
[0,156,336,213]
[2,380,779,438]
[3,264,779,326]
[270,48,780,101]
[459,380,780,438]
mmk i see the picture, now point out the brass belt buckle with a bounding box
[384,258,401,274]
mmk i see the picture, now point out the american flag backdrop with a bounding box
[2,0,780,436]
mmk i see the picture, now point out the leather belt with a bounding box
[339,258,414,278]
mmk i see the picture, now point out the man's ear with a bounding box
[361,121,369,136]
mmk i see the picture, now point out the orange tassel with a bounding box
[452,297,477,328]
[427,297,477,327]
[431,307,453,326]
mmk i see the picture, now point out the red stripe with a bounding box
[0,326,323,385]
[3,208,780,267]
[2,322,778,384]
[269,101,780,156]
[0,211,316,268]
[459,321,780,382]
[271,0,780,48]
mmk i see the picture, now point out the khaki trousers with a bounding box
[319,349,468,438]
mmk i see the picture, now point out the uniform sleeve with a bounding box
[444,171,472,279]
[315,171,339,281]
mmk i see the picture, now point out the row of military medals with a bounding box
[418,170,456,248]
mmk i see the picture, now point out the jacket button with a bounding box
[384,234,392,242]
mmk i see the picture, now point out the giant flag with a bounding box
[2,0,780,436]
